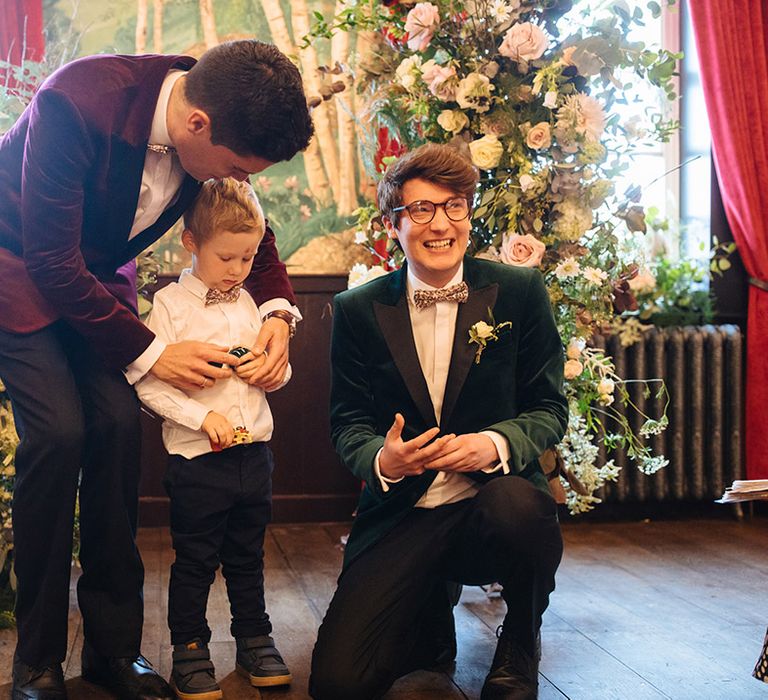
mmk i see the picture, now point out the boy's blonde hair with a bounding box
[183,178,266,243]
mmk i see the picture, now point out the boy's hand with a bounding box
[232,349,269,383]
[379,413,455,479]
[202,411,235,451]
[238,316,290,390]
[150,341,233,391]
[424,433,498,473]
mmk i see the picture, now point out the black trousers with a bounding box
[0,322,144,667]
[164,442,274,645]
[310,476,563,700]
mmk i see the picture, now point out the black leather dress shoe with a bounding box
[11,658,67,700]
[82,649,175,700]
[480,633,539,700]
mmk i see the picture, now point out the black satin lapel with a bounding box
[373,297,437,428]
[441,283,499,427]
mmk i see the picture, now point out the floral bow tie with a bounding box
[205,284,242,306]
[147,143,177,155]
[412,281,469,309]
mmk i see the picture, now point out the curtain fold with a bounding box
[689,0,768,479]
[1,0,45,89]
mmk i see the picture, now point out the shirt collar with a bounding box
[407,264,464,303]
[149,70,185,148]
[178,268,209,300]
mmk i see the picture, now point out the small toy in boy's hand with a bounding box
[233,426,253,445]
[209,427,252,452]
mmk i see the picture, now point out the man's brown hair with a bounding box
[184,40,314,163]
[377,142,479,226]
[183,178,265,244]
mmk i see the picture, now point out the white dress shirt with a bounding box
[123,70,299,384]
[135,270,291,459]
[375,265,511,508]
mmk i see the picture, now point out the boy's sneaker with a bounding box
[235,635,292,687]
[170,640,222,700]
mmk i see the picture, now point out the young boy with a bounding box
[137,179,292,699]
[310,143,567,700]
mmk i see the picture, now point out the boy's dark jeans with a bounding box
[164,442,274,645]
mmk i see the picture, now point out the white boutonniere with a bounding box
[468,309,513,364]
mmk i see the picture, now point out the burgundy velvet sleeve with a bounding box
[243,222,296,306]
[20,87,154,369]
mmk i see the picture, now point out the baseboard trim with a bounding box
[139,493,359,526]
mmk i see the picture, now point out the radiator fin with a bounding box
[594,325,743,503]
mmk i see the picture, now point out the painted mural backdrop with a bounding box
[47,0,372,272]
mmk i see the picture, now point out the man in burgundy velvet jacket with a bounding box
[0,40,313,700]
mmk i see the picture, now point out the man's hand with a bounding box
[201,411,234,450]
[149,341,233,391]
[379,413,456,480]
[424,433,499,473]
[235,316,290,390]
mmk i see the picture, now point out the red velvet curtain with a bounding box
[0,0,45,88]
[690,1,768,479]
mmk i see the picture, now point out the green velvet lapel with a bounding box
[373,267,437,428]
[371,258,500,430]
[441,266,498,428]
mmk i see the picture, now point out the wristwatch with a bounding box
[263,309,297,338]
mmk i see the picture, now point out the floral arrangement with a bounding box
[310,0,681,512]
[0,381,17,626]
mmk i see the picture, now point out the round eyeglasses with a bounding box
[392,197,470,224]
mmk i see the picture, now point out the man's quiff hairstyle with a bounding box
[183,178,265,245]
[184,40,314,163]
[377,143,479,226]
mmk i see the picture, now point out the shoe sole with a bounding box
[170,679,223,700]
[236,663,292,687]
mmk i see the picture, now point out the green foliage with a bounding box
[251,176,353,260]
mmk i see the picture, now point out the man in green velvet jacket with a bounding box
[310,144,568,700]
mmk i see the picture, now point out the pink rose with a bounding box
[499,22,548,63]
[405,3,441,52]
[564,359,584,380]
[500,233,546,268]
[422,62,457,100]
[525,121,551,149]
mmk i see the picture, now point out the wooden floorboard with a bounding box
[0,517,764,698]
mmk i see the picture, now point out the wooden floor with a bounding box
[0,516,766,699]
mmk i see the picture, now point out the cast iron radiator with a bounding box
[591,325,744,503]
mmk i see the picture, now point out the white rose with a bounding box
[499,22,548,62]
[468,134,504,170]
[395,55,423,90]
[455,72,494,113]
[597,378,615,395]
[519,174,535,192]
[566,337,585,360]
[473,321,495,339]
[437,109,470,133]
[348,264,388,289]
[564,359,584,380]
